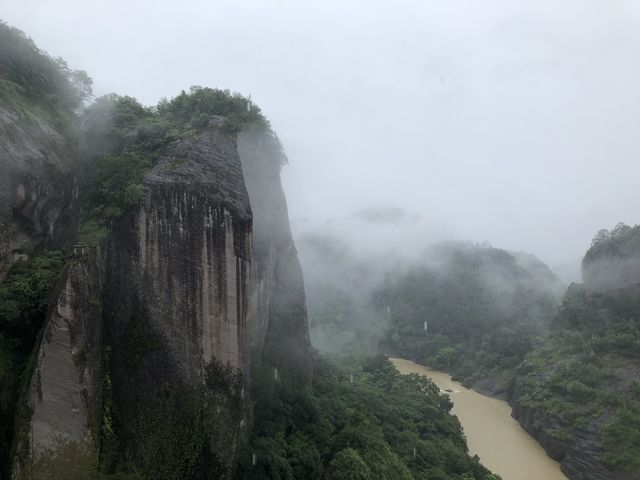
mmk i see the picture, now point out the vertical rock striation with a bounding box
[7,117,312,477]
[101,129,252,475]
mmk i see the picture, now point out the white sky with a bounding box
[4,0,640,265]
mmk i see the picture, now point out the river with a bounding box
[390,357,567,480]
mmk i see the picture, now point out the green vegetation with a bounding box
[157,86,268,134]
[0,22,88,170]
[0,21,92,116]
[79,86,272,245]
[0,251,67,478]
[98,339,244,480]
[237,353,500,480]
[380,243,559,391]
[584,223,640,264]
[515,281,640,473]
[0,21,92,136]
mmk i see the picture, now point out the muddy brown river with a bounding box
[390,357,567,480]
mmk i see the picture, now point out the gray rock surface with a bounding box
[238,127,312,388]
[0,103,80,279]
[8,117,312,475]
[13,248,104,477]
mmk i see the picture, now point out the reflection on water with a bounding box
[390,357,567,480]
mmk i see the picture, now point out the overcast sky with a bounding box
[4,1,640,265]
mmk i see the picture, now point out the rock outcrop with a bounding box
[511,378,613,480]
[510,283,640,480]
[238,127,312,388]
[97,129,252,475]
[0,103,81,280]
[0,26,311,473]
[8,122,311,476]
[12,247,104,478]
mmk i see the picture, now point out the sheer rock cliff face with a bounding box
[106,130,252,382]
[238,128,312,388]
[510,381,611,480]
[0,104,80,279]
[11,126,311,475]
[13,248,104,477]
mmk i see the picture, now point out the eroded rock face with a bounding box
[11,124,312,476]
[510,381,611,480]
[0,104,80,279]
[238,127,312,388]
[13,248,104,478]
[108,130,252,378]
[97,129,252,475]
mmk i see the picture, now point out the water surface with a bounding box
[390,357,567,480]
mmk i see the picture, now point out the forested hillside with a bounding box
[380,242,561,396]
[511,225,640,479]
[239,354,500,480]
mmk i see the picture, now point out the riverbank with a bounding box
[390,357,567,480]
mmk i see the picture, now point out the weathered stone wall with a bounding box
[238,127,312,388]
[0,104,80,279]
[100,129,252,474]
[9,122,312,475]
[12,247,104,477]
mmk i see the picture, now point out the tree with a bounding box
[327,449,371,480]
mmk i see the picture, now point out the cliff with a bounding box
[238,127,312,388]
[510,280,640,479]
[12,248,104,478]
[93,127,252,477]
[0,101,80,280]
[0,22,88,280]
[0,33,312,477]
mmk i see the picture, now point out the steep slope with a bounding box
[236,354,500,480]
[238,127,312,388]
[0,22,90,479]
[0,25,312,477]
[12,248,104,477]
[0,21,87,278]
[511,225,640,480]
[381,242,561,396]
[97,127,253,478]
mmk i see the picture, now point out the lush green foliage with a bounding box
[0,252,67,478]
[79,95,171,243]
[380,243,559,390]
[158,86,268,134]
[79,87,273,245]
[0,21,91,116]
[515,282,640,473]
[237,354,500,480]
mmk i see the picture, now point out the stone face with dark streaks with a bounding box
[6,109,312,476]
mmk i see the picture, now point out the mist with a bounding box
[4,0,640,267]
